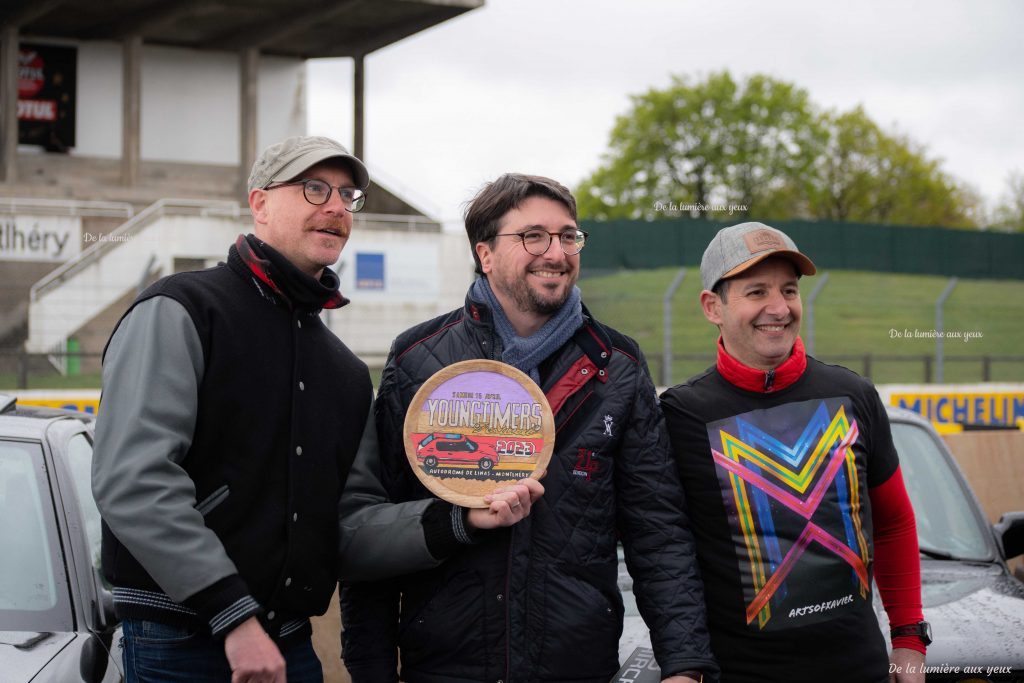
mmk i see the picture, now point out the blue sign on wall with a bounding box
[356,252,385,290]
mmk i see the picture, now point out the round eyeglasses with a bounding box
[493,228,588,256]
[264,179,367,213]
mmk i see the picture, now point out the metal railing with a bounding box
[29,198,244,301]
[649,353,1024,387]
[0,197,135,218]
[353,213,441,233]
[27,202,439,303]
[4,349,1024,391]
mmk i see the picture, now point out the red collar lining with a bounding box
[716,336,807,393]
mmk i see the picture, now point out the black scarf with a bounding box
[232,233,348,311]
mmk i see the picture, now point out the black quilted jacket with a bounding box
[341,296,718,683]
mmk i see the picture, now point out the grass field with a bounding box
[579,268,1024,386]
[3,269,1022,391]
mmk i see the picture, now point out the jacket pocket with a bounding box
[537,562,622,680]
[195,485,229,517]
[398,570,488,676]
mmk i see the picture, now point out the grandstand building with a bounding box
[1,0,479,376]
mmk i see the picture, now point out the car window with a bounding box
[66,433,103,571]
[890,421,991,560]
[0,440,74,631]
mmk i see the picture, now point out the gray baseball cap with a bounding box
[247,135,369,192]
[700,222,816,291]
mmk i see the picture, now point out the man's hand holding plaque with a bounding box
[466,476,546,530]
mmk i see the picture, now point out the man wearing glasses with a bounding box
[340,174,718,682]
[93,138,540,682]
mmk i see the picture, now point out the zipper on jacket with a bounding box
[764,368,775,392]
[504,525,513,683]
[481,329,500,360]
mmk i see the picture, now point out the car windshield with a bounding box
[0,440,73,631]
[889,421,992,561]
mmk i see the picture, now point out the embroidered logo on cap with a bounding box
[743,229,786,254]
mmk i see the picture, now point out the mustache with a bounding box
[309,221,350,237]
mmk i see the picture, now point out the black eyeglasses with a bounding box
[493,228,588,256]
[264,179,366,213]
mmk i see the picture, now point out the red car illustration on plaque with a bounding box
[415,433,499,470]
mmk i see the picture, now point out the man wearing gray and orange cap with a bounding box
[660,222,927,682]
[92,136,541,682]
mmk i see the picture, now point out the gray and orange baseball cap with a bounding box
[247,135,369,192]
[700,222,817,291]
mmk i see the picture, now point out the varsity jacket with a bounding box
[93,236,373,640]
[340,294,718,683]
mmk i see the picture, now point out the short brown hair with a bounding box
[464,173,577,275]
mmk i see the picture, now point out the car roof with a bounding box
[0,393,95,440]
[884,404,934,429]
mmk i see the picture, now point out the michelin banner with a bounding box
[878,384,1024,428]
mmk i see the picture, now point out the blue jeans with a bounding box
[121,619,323,683]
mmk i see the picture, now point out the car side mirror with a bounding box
[993,511,1024,560]
[80,633,110,683]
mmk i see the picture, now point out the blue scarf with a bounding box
[470,277,583,384]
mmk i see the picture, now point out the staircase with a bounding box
[26,199,248,354]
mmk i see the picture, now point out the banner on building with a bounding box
[356,252,385,290]
[18,43,77,151]
[879,384,1024,428]
[339,242,440,300]
[0,215,82,262]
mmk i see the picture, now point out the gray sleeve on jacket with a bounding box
[338,395,443,581]
[92,296,240,602]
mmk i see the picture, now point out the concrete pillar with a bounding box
[1,25,19,183]
[353,53,364,161]
[239,46,258,195]
[121,34,141,186]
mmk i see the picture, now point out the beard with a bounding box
[492,272,571,316]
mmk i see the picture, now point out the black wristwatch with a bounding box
[672,672,703,683]
[890,620,932,646]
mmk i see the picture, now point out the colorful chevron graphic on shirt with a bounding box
[710,401,871,629]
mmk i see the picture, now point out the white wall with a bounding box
[328,231,474,359]
[75,42,122,158]
[71,40,305,163]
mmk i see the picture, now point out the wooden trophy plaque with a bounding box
[403,359,555,508]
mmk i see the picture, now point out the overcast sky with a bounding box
[307,0,1023,226]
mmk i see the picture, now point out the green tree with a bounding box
[991,171,1024,232]
[808,107,976,227]
[576,71,821,221]
[579,72,978,228]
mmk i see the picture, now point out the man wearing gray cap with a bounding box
[92,136,540,682]
[659,222,927,682]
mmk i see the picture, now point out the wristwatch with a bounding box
[673,673,703,683]
[890,620,932,646]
